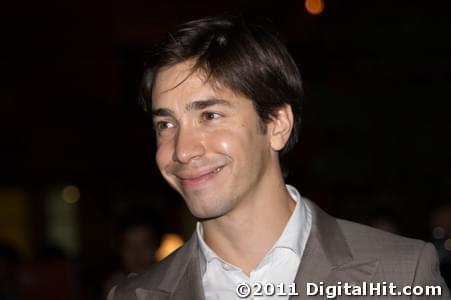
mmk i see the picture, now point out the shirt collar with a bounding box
[196,184,312,270]
[272,184,306,254]
[197,220,218,264]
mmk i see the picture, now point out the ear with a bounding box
[268,104,294,152]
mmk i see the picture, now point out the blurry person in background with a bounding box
[0,241,20,300]
[103,213,160,296]
[366,206,402,235]
[108,15,450,299]
[430,204,451,287]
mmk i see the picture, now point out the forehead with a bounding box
[152,61,207,104]
[151,61,243,109]
[153,60,196,92]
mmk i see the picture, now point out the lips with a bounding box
[175,166,224,188]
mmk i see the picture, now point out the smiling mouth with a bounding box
[176,166,224,188]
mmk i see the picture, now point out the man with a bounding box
[103,213,160,296]
[108,15,450,299]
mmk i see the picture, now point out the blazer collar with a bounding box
[135,232,205,300]
[290,200,379,299]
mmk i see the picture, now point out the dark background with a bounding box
[1,0,450,298]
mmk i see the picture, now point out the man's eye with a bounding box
[155,121,175,131]
[202,112,221,121]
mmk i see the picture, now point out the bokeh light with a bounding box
[62,185,80,204]
[155,233,184,261]
[445,239,451,251]
[305,0,325,15]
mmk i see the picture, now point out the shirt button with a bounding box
[222,263,231,271]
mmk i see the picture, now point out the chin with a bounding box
[187,205,220,220]
[185,199,228,220]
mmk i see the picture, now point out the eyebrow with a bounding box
[187,98,231,111]
[151,98,231,117]
[151,107,173,117]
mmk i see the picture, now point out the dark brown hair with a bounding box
[140,15,303,155]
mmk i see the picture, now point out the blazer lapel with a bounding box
[135,233,205,300]
[136,288,170,300]
[170,251,205,300]
[291,201,379,300]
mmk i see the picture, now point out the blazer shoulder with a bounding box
[335,219,450,295]
[336,218,426,259]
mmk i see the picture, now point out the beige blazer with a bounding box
[108,201,450,299]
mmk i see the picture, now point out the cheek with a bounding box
[206,127,256,156]
[205,130,238,154]
[218,139,231,153]
[155,142,173,172]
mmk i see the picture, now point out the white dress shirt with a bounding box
[196,185,312,300]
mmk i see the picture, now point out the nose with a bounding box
[172,125,206,164]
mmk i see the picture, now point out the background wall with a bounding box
[1,0,450,298]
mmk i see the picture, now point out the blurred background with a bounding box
[1,0,450,299]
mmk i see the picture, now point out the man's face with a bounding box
[151,61,278,220]
[121,226,156,272]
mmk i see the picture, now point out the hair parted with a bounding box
[140,15,303,155]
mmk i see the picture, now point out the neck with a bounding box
[200,162,295,275]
